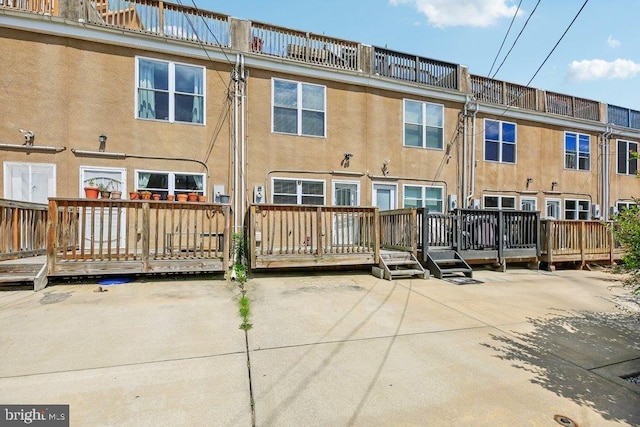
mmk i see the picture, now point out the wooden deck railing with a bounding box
[379,208,418,253]
[0,199,48,261]
[247,204,379,269]
[470,75,537,110]
[374,47,459,90]
[545,92,600,121]
[251,21,360,71]
[47,198,230,276]
[540,220,622,266]
[0,0,56,15]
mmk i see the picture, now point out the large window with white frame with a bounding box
[483,195,516,209]
[564,132,590,170]
[135,170,205,199]
[403,185,444,213]
[403,100,444,149]
[272,79,326,137]
[136,57,205,124]
[564,199,590,220]
[616,201,637,213]
[484,119,516,163]
[520,197,537,211]
[617,140,638,175]
[272,178,325,205]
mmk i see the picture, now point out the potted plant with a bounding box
[152,193,161,201]
[187,192,198,202]
[140,191,152,200]
[98,182,111,199]
[110,179,122,199]
[84,178,99,199]
[129,191,140,200]
[166,194,175,201]
[198,194,206,202]
[176,193,188,202]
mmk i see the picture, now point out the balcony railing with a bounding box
[0,199,47,261]
[47,198,230,276]
[85,0,229,46]
[247,204,379,269]
[374,47,458,90]
[250,21,360,71]
[607,104,640,130]
[0,0,55,15]
[470,75,537,110]
[545,92,600,121]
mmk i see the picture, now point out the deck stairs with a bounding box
[0,257,48,291]
[425,249,473,279]
[376,251,429,280]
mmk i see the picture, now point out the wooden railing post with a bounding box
[224,205,231,269]
[497,210,505,262]
[248,205,256,270]
[580,221,586,267]
[316,207,323,257]
[422,208,429,263]
[373,208,380,264]
[141,202,150,272]
[46,200,58,276]
[410,208,418,257]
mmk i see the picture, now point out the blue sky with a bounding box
[195,0,640,111]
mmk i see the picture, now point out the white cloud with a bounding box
[389,0,522,28]
[607,35,620,48]
[566,59,640,81]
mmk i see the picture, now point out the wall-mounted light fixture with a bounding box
[341,153,353,168]
[98,134,107,152]
[551,181,558,190]
[19,129,34,146]
[526,177,533,189]
[382,159,390,176]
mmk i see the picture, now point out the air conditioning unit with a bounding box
[471,198,481,209]
[610,206,619,216]
[253,185,265,204]
[447,194,458,211]
[591,204,601,219]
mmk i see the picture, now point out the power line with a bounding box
[491,0,541,79]
[487,0,523,78]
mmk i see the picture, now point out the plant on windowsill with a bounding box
[140,190,152,200]
[84,178,99,199]
[97,182,111,199]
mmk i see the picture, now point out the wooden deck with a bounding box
[247,204,379,269]
[47,199,231,277]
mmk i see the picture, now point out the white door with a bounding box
[545,199,561,219]
[333,181,360,245]
[373,183,397,211]
[4,162,56,203]
[80,167,127,249]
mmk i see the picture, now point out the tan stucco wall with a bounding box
[0,27,232,198]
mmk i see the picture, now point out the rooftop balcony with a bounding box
[2,0,639,130]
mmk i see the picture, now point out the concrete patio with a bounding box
[0,268,639,426]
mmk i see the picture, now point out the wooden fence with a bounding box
[247,204,379,269]
[0,199,48,261]
[47,198,230,276]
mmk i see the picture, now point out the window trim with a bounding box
[332,180,361,206]
[483,119,517,164]
[271,78,327,138]
[520,197,538,211]
[483,194,516,210]
[402,99,444,150]
[564,131,591,171]
[135,56,206,125]
[134,169,206,197]
[271,177,326,205]
[563,198,590,220]
[402,184,445,213]
[616,139,638,175]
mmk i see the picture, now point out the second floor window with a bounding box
[136,57,204,124]
[484,119,516,163]
[273,79,326,137]
[565,132,590,170]
[617,140,638,175]
[403,100,444,149]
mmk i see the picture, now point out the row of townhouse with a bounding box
[1,0,639,232]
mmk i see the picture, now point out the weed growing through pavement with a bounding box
[232,232,252,331]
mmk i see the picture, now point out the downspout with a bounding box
[461,105,467,208]
[601,125,613,220]
[233,55,240,233]
[240,55,246,230]
[467,100,478,208]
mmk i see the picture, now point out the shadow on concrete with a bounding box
[484,310,640,424]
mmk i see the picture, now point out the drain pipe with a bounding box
[466,99,478,208]
[601,125,613,220]
[461,105,468,208]
[240,55,247,230]
[233,55,240,233]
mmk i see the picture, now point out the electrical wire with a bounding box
[487,0,523,78]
